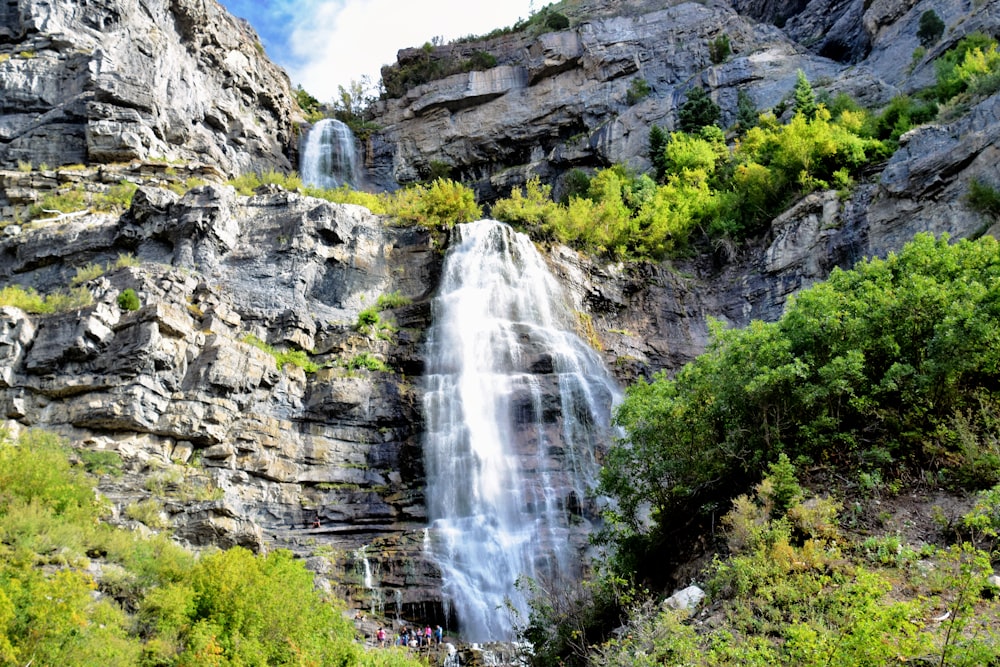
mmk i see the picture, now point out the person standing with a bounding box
[434,624,443,646]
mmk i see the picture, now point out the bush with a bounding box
[385,178,482,229]
[966,178,1000,220]
[917,9,945,47]
[677,86,720,133]
[375,291,412,310]
[241,334,319,373]
[603,233,1000,538]
[117,288,141,311]
[347,352,390,372]
[0,284,93,313]
[934,32,1000,102]
[709,33,731,64]
[228,170,303,196]
[626,78,651,105]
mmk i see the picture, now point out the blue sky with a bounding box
[218,0,536,102]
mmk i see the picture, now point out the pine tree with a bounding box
[793,69,817,120]
[648,125,669,181]
[677,87,720,134]
[735,89,758,133]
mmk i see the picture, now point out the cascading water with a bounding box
[300,118,361,189]
[423,219,620,641]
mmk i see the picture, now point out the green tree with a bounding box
[735,88,758,132]
[677,86,720,133]
[709,33,731,64]
[648,125,669,181]
[917,9,945,47]
[793,69,817,119]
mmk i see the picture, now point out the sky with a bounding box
[218,0,537,103]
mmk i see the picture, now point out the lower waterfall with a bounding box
[422,220,620,641]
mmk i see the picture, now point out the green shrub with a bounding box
[114,252,139,269]
[241,334,320,373]
[228,170,303,196]
[125,499,169,529]
[677,86,720,133]
[116,288,141,311]
[28,187,88,219]
[304,183,387,213]
[934,32,1000,101]
[94,180,138,212]
[709,33,732,64]
[375,291,412,310]
[626,78,652,105]
[347,352,390,372]
[78,449,124,477]
[546,12,569,30]
[384,178,482,229]
[966,178,1000,219]
[917,9,945,47]
[603,232,1000,538]
[0,284,92,313]
[356,306,380,331]
[71,262,105,286]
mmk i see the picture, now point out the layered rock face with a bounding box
[0,0,298,175]
[0,182,447,620]
[551,89,1000,378]
[367,0,998,202]
[3,0,1000,637]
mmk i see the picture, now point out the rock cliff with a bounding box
[2,0,1000,637]
[0,0,299,175]
[367,0,997,202]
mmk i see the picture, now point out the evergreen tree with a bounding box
[917,10,945,47]
[648,125,669,181]
[735,89,758,133]
[793,69,817,119]
[677,87,720,133]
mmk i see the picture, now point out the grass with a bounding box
[0,284,93,313]
[241,334,320,373]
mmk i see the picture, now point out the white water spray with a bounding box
[300,118,361,189]
[423,220,619,641]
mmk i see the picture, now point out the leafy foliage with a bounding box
[117,288,141,311]
[677,87,720,133]
[495,95,887,257]
[966,178,1000,221]
[384,178,483,229]
[917,9,945,47]
[0,284,93,313]
[792,69,817,119]
[0,429,422,667]
[708,33,731,64]
[241,334,320,373]
[934,32,1000,102]
[588,462,1000,666]
[602,233,1000,541]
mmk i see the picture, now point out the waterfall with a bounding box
[422,219,620,641]
[300,118,361,189]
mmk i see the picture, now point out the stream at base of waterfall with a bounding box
[422,220,620,641]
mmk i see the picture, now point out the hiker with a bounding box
[424,625,432,646]
[434,624,443,646]
[376,626,386,647]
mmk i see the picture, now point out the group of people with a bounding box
[375,624,443,649]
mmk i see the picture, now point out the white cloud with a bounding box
[284,0,534,102]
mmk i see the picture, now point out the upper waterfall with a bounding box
[422,220,620,641]
[300,118,362,189]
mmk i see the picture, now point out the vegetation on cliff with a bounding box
[511,233,1000,666]
[0,429,421,667]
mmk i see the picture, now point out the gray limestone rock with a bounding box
[0,0,298,175]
